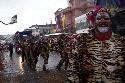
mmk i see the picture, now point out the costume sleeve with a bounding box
[66,33,87,83]
[122,37,125,80]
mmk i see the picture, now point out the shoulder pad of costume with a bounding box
[112,32,125,39]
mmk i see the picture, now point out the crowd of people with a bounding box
[0,43,9,53]
[14,33,77,71]
[12,7,125,83]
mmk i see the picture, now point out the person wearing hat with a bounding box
[66,8,125,83]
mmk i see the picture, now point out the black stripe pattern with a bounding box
[66,32,125,83]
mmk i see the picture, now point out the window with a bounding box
[43,29,45,33]
[86,0,94,3]
[80,0,84,2]
[80,0,94,3]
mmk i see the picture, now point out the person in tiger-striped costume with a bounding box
[66,8,125,83]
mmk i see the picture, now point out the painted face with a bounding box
[95,12,112,33]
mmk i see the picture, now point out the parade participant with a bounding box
[8,43,13,58]
[20,40,27,63]
[66,8,125,83]
[29,42,39,71]
[56,34,69,70]
[112,9,125,36]
[23,39,32,69]
[15,42,21,54]
[40,39,50,71]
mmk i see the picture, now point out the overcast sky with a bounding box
[0,0,68,35]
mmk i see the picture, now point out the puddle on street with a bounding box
[1,51,61,77]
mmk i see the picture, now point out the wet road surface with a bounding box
[0,49,66,83]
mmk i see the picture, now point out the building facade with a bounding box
[26,24,56,36]
[55,0,95,33]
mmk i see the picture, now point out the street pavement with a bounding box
[0,49,66,83]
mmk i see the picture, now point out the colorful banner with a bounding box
[48,29,52,34]
[52,27,57,33]
[95,0,125,8]
[62,15,66,29]
[56,14,62,30]
[56,14,67,32]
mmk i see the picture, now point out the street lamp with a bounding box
[0,15,17,25]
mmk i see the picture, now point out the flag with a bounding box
[50,20,52,27]
[56,14,62,29]
[52,28,56,33]
[10,15,17,24]
[48,29,52,34]
[62,15,66,29]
